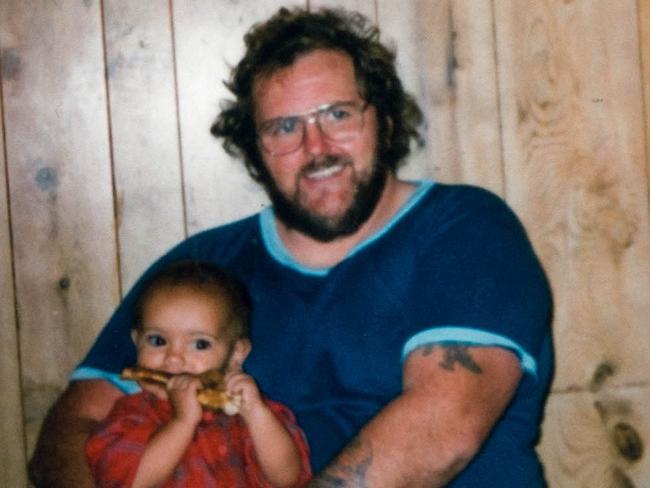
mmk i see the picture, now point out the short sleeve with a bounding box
[402,186,552,378]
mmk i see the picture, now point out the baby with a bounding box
[85,260,311,487]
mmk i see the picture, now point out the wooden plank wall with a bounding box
[497,2,650,486]
[2,2,120,476]
[0,54,28,488]
[1,1,649,486]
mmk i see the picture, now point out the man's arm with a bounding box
[310,345,523,487]
[28,379,123,488]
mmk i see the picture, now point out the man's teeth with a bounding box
[306,164,344,179]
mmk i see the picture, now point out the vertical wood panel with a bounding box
[379,0,450,182]
[2,0,119,453]
[443,0,503,193]
[496,0,650,390]
[375,0,436,181]
[378,0,503,193]
[309,0,375,19]
[172,1,298,235]
[103,0,185,291]
[0,68,29,488]
[495,1,650,484]
[641,0,650,185]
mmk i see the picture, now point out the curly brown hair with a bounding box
[210,6,423,185]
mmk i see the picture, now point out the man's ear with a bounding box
[228,338,252,371]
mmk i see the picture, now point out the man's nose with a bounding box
[302,117,328,155]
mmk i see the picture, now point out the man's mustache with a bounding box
[299,155,352,177]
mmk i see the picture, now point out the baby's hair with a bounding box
[133,260,251,340]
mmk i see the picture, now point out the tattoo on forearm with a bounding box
[310,436,372,487]
[419,344,483,374]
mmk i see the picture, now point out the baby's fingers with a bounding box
[168,374,201,393]
[139,380,168,401]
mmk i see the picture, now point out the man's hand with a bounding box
[28,379,122,488]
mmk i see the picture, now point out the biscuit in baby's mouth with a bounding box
[121,367,241,415]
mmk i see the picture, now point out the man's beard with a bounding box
[263,155,388,243]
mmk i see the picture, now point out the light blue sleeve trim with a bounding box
[70,366,142,394]
[259,179,436,276]
[401,327,538,378]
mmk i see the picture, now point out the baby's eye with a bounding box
[194,338,213,350]
[145,334,166,347]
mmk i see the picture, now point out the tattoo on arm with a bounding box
[419,344,483,374]
[310,436,373,487]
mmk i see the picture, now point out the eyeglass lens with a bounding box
[259,102,366,155]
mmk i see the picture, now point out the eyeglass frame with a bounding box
[255,100,370,156]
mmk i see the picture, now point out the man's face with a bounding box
[252,49,387,242]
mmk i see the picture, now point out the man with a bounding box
[29,7,553,487]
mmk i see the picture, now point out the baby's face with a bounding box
[133,286,237,375]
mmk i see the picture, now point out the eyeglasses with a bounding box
[257,101,369,156]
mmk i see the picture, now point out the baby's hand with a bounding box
[167,374,203,426]
[139,379,169,402]
[225,371,264,416]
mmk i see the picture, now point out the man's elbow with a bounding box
[27,453,45,487]
[421,418,487,484]
[439,436,481,481]
[28,409,103,488]
[27,380,122,488]
[27,403,68,487]
[395,436,479,487]
[449,431,483,473]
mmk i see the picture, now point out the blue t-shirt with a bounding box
[74,181,553,486]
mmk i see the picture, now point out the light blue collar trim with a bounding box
[401,327,538,379]
[259,179,435,276]
[70,366,141,394]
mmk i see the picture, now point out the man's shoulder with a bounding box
[405,182,513,228]
[395,182,532,259]
[171,212,262,258]
[422,182,508,210]
[189,212,261,242]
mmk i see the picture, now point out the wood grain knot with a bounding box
[590,362,615,391]
[612,466,635,488]
[58,277,71,290]
[0,48,22,81]
[613,422,643,462]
